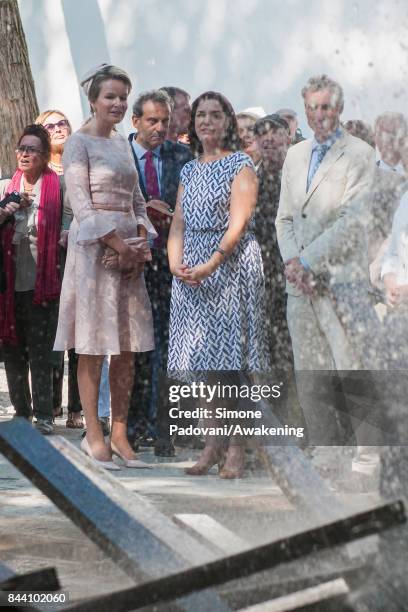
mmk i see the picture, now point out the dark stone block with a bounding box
[0,418,229,612]
[0,561,15,583]
[0,566,60,592]
[60,500,405,612]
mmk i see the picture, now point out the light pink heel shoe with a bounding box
[80,437,120,471]
[111,442,153,469]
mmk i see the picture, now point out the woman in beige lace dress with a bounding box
[54,65,156,470]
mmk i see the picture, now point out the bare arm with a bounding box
[185,166,258,282]
[167,183,199,284]
[217,166,258,255]
[167,183,184,273]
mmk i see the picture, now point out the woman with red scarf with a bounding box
[0,124,62,435]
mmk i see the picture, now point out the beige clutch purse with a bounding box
[103,237,152,268]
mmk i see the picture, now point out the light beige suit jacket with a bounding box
[276,129,376,297]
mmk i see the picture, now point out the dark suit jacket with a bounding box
[128,134,193,207]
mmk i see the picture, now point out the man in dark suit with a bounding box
[253,115,305,440]
[159,86,191,144]
[254,114,292,369]
[128,89,193,456]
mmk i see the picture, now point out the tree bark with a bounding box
[0,0,39,178]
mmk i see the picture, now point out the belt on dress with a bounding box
[92,204,132,212]
[185,228,255,237]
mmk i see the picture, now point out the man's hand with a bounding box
[385,282,408,308]
[297,270,317,296]
[396,284,408,302]
[284,257,317,296]
[384,273,399,307]
[284,257,304,284]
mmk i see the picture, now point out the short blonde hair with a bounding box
[236,112,257,123]
[35,109,72,135]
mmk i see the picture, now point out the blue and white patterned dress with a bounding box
[168,152,269,374]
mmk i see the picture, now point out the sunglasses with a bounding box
[43,119,69,133]
[16,145,44,155]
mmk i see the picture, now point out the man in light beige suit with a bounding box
[276,75,382,478]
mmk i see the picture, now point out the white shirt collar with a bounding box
[132,139,161,161]
[377,158,405,175]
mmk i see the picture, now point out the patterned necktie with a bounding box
[144,150,160,198]
[307,143,328,190]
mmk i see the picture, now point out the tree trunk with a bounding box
[0,0,39,178]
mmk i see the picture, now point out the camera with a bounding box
[0,191,21,209]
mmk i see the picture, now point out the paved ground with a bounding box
[0,362,383,608]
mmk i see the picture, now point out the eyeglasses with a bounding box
[15,145,44,155]
[43,119,69,133]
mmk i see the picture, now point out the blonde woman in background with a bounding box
[236,109,263,168]
[36,109,84,429]
[36,110,71,176]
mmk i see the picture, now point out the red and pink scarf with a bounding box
[0,167,61,344]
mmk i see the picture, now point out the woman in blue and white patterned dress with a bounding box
[167,91,269,478]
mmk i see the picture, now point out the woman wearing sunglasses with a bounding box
[0,124,62,434]
[35,110,84,430]
[35,111,71,176]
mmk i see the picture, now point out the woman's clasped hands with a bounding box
[102,239,151,279]
[173,261,214,286]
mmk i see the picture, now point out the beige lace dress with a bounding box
[54,132,156,355]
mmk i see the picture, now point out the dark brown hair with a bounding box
[132,89,172,117]
[18,124,51,163]
[188,91,241,156]
[159,86,190,107]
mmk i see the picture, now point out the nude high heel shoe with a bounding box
[110,442,153,469]
[218,446,245,479]
[80,437,120,471]
[184,447,225,476]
